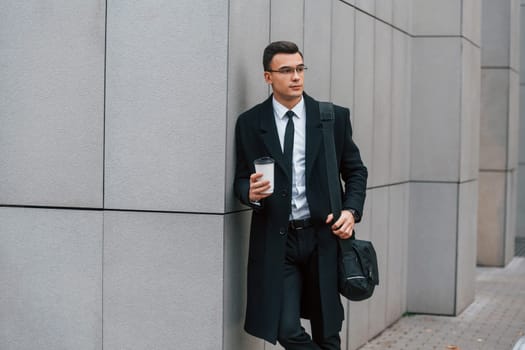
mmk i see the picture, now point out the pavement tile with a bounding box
[358,257,525,350]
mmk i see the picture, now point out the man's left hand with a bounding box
[325,210,355,239]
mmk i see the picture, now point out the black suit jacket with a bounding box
[234,93,367,343]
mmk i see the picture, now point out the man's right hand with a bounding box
[249,173,272,202]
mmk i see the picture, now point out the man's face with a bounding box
[264,52,305,107]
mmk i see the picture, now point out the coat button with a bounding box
[279,227,287,235]
[281,190,288,197]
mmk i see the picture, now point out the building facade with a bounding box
[0,1,521,350]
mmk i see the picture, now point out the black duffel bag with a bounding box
[338,236,379,301]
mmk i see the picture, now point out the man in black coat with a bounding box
[234,41,368,350]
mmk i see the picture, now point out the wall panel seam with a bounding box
[0,204,251,216]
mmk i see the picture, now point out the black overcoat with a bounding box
[234,93,367,344]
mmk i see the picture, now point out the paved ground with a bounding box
[358,255,525,350]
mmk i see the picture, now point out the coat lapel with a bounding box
[259,96,292,181]
[304,94,323,182]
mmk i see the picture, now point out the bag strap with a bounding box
[319,101,353,253]
[319,102,342,220]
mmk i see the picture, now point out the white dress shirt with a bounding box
[273,97,311,220]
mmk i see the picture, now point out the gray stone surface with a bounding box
[0,207,102,350]
[412,0,461,36]
[478,171,507,266]
[270,0,303,46]
[480,69,511,170]
[506,171,518,263]
[519,164,525,238]
[225,0,271,213]
[460,40,481,182]
[392,0,412,33]
[347,194,373,350]
[408,182,458,314]
[331,2,355,111]
[521,5,525,84]
[375,0,392,23]
[511,0,521,71]
[386,185,408,325]
[411,37,461,182]
[104,0,229,213]
[223,211,264,350]
[103,211,223,350]
[355,0,375,15]
[509,71,521,169]
[371,22,392,187]
[482,0,513,66]
[456,181,478,313]
[353,11,375,178]
[390,31,411,184]
[304,0,332,101]
[368,187,389,337]
[0,1,105,208]
[515,3,525,239]
[462,0,482,46]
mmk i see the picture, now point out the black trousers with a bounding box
[277,226,341,350]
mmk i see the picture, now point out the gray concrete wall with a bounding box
[479,0,521,265]
[408,0,480,315]
[1,1,519,350]
[518,0,525,238]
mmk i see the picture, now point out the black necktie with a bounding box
[284,110,295,171]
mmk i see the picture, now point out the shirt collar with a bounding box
[272,96,305,120]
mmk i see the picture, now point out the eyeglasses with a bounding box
[267,65,308,75]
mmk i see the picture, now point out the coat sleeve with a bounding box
[234,115,264,211]
[338,108,368,221]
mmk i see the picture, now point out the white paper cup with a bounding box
[254,157,274,194]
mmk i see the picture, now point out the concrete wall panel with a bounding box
[400,183,410,314]
[353,11,375,179]
[481,0,511,66]
[368,188,389,337]
[391,31,411,183]
[270,0,304,46]
[460,40,481,181]
[331,2,355,111]
[224,211,264,350]
[386,185,405,325]
[510,0,521,71]
[105,1,229,213]
[456,181,478,313]
[0,1,105,208]
[0,208,102,350]
[477,172,506,266]
[393,0,412,33]
[505,171,518,263]
[408,183,458,314]
[226,0,271,212]
[519,165,525,238]
[304,0,332,100]
[462,0,482,46]
[412,0,460,36]
[508,71,520,170]
[480,69,510,170]
[375,0,392,23]
[103,212,223,350]
[521,6,525,84]
[347,192,372,350]
[371,22,392,187]
[520,88,525,164]
[411,38,461,181]
[355,0,375,15]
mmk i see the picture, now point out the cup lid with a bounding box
[254,157,274,164]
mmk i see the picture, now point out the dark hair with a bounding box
[263,41,303,71]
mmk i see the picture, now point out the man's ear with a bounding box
[264,71,272,84]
